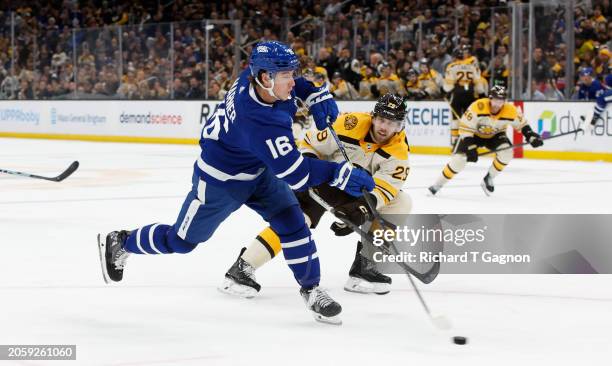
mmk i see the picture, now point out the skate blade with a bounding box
[96,233,111,284]
[311,311,342,325]
[344,277,390,295]
[480,181,492,196]
[217,278,258,299]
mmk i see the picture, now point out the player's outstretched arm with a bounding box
[251,122,374,195]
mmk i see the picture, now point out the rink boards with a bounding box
[0,99,610,162]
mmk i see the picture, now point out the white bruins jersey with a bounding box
[459,98,527,139]
[300,112,410,208]
[443,56,482,92]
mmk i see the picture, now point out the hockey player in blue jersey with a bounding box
[575,67,605,101]
[97,41,375,324]
[587,74,612,130]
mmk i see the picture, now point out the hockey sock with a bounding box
[435,155,467,187]
[242,227,280,269]
[488,150,511,178]
[270,205,320,288]
[487,158,507,178]
[124,224,197,254]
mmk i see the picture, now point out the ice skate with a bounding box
[428,184,442,196]
[481,173,494,196]
[218,248,261,298]
[345,242,391,295]
[300,286,342,325]
[97,230,131,283]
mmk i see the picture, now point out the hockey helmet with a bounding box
[452,47,462,59]
[249,41,300,79]
[489,85,507,100]
[373,93,408,122]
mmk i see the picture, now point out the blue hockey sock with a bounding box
[270,206,320,288]
[124,224,197,254]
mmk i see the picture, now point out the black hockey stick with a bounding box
[0,161,79,182]
[323,120,452,330]
[308,188,440,284]
[324,119,400,229]
[478,128,583,156]
[443,96,462,121]
[308,188,451,330]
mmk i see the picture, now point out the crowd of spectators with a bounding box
[0,0,610,101]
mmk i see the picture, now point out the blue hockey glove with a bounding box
[305,87,339,130]
[329,162,375,197]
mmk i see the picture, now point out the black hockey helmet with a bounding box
[489,85,507,100]
[452,47,462,59]
[373,93,408,122]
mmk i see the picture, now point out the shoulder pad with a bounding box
[332,112,372,140]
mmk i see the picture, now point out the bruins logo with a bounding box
[344,115,358,130]
[478,125,495,135]
[477,101,484,110]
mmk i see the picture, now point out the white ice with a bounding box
[1,138,611,366]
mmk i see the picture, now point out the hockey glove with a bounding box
[333,195,374,228]
[330,162,375,197]
[465,146,478,162]
[305,86,339,130]
[521,125,544,148]
[330,221,353,236]
[458,137,479,163]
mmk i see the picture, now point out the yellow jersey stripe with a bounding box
[374,177,398,197]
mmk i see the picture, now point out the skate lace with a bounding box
[312,288,335,307]
[114,248,130,270]
[239,260,257,280]
[365,259,384,276]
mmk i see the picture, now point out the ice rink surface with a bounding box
[1,138,611,365]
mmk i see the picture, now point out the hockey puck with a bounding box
[452,336,467,345]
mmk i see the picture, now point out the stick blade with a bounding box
[54,161,79,182]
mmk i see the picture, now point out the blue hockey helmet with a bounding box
[579,67,594,77]
[249,41,300,79]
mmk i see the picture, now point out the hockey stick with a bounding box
[323,120,452,330]
[324,120,397,228]
[308,188,440,284]
[0,161,79,182]
[443,96,462,121]
[477,128,583,156]
[308,188,450,330]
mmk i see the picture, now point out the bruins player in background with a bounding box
[428,85,544,196]
[444,44,488,145]
[219,94,412,297]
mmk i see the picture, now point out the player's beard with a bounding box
[372,128,393,145]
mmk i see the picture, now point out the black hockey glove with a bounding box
[458,136,479,163]
[333,194,374,228]
[521,125,544,148]
[330,221,353,236]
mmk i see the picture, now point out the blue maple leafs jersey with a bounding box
[593,88,612,121]
[196,69,338,190]
[578,79,604,101]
